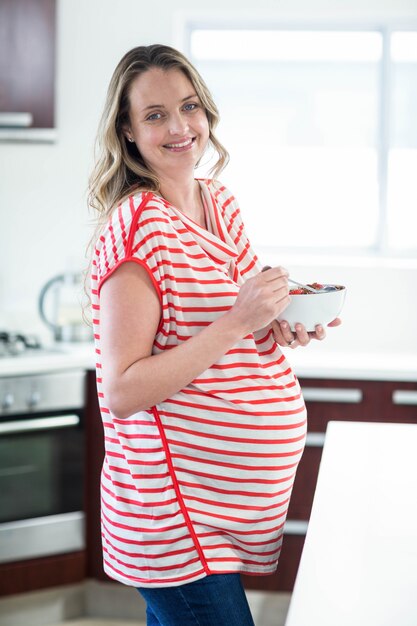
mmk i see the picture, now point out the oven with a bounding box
[0,369,86,563]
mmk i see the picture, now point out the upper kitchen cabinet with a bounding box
[0,0,56,142]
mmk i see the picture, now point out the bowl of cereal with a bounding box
[277,282,346,331]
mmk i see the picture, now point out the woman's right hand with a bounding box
[229,266,291,334]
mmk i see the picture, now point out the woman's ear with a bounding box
[122,125,134,143]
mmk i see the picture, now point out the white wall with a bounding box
[0,0,416,355]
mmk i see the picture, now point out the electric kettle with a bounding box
[38,272,93,342]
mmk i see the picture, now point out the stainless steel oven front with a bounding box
[0,370,86,563]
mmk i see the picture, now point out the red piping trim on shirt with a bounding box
[151,405,211,576]
[97,192,165,335]
[126,192,154,256]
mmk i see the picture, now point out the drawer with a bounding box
[299,378,417,431]
[377,381,417,422]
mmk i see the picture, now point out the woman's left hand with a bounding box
[271,318,342,349]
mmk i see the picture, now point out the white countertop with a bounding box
[285,346,417,382]
[285,421,417,626]
[0,342,95,377]
[0,341,415,381]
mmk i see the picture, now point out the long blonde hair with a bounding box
[83,44,230,322]
[89,44,228,222]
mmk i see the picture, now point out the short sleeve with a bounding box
[94,191,159,295]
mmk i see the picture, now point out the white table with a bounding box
[285,421,417,626]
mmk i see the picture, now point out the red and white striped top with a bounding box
[91,178,307,588]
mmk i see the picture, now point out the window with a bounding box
[188,27,417,256]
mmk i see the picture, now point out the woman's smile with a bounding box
[163,137,196,151]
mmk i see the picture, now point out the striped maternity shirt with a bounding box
[91,178,307,588]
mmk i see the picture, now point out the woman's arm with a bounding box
[99,262,290,418]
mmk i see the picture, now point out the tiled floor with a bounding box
[44,591,291,626]
[48,622,144,626]
[0,581,291,626]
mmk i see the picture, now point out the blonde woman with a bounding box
[87,44,340,626]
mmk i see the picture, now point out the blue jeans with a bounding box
[137,573,256,626]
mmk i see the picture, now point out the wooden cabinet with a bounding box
[85,370,108,581]
[273,377,417,592]
[0,552,85,596]
[0,0,56,139]
[301,379,417,430]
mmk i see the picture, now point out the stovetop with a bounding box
[0,331,50,358]
[0,330,94,379]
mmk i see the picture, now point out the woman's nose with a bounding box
[168,112,189,135]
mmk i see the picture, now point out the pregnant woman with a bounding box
[86,43,340,626]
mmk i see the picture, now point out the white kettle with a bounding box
[38,272,93,342]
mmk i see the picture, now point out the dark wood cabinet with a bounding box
[0,0,56,130]
[0,552,85,596]
[301,378,417,431]
[273,376,417,593]
[84,370,108,581]
[287,445,323,521]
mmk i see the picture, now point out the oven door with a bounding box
[0,371,86,563]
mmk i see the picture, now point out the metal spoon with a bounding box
[288,279,338,293]
[288,278,321,293]
[262,266,336,293]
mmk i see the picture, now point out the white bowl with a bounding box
[277,285,346,332]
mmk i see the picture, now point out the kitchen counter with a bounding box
[285,421,417,626]
[285,345,417,382]
[0,342,95,377]
[0,341,415,380]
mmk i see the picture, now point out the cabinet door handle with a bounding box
[305,432,326,447]
[392,390,417,406]
[0,112,33,127]
[0,415,80,435]
[284,520,309,535]
[302,387,362,403]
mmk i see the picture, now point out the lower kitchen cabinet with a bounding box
[287,444,323,521]
[6,364,413,597]
[0,551,85,596]
[301,378,417,430]
[273,376,417,593]
[85,370,107,581]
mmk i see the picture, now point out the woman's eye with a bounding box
[145,104,199,121]
[146,112,162,121]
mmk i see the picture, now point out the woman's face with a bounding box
[125,67,210,180]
